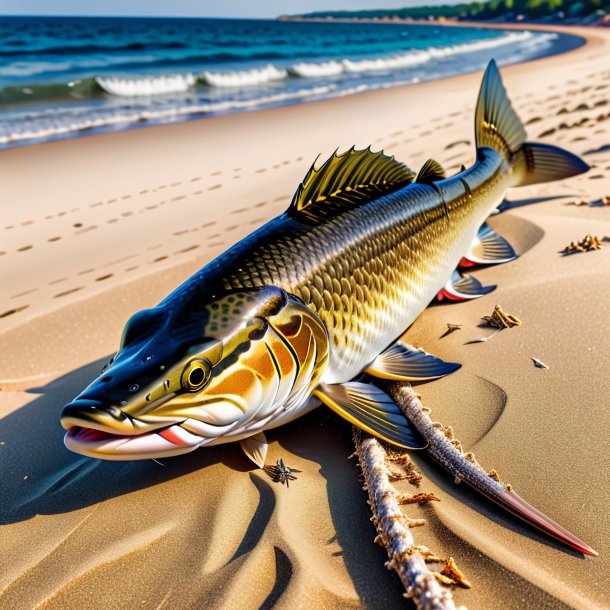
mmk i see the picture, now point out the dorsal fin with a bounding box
[415,159,446,184]
[288,147,416,222]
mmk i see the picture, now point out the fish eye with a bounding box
[181,359,212,393]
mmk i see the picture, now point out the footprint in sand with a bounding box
[444,140,470,151]
[17,245,33,252]
[191,177,202,182]
[175,245,199,254]
[95,274,113,282]
[0,304,29,318]
[10,288,37,299]
[53,287,83,298]
[208,184,222,191]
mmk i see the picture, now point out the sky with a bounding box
[0,1,461,19]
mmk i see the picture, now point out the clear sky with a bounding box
[0,1,460,19]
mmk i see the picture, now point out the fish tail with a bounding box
[475,59,589,186]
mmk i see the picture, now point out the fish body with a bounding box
[61,60,587,460]
[60,60,597,556]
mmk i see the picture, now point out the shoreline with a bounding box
[0,21,583,150]
[0,21,609,610]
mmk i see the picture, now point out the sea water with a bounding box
[0,16,581,147]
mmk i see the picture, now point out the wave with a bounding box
[0,85,334,145]
[289,60,344,78]
[200,64,287,88]
[95,73,196,96]
[200,31,544,84]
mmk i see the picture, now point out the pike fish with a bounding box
[61,61,595,555]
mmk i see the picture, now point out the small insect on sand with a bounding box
[265,458,301,487]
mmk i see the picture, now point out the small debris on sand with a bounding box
[438,557,473,589]
[446,323,462,333]
[482,304,522,329]
[531,357,549,369]
[563,234,602,254]
[570,198,589,206]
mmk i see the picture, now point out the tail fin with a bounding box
[475,59,526,157]
[475,59,589,185]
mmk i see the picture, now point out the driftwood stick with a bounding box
[384,382,512,496]
[383,382,597,557]
[353,428,463,610]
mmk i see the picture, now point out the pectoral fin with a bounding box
[314,382,427,449]
[437,270,496,302]
[460,224,516,267]
[365,342,461,381]
[240,432,268,468]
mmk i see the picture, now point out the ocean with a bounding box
[0,16,581,148]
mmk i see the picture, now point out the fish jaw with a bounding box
[63,423,203,460]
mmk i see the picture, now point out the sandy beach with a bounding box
[1,22,609,609]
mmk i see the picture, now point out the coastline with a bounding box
[0,20,582,150]
[1,22,609,610]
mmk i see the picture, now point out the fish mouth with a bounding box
[63,423,203,460]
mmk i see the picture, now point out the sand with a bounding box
[1,22,609,610]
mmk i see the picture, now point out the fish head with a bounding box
[61,286,329,460]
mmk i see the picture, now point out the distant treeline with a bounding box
[286,1,610,21]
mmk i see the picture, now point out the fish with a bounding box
[61,60,594,555]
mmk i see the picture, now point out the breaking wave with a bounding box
[200,64,287,88]
[91,30,552,97]
[95,73,196,96]
[201,30,543,85]
[0,85,335,145]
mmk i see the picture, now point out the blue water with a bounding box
[0,17,580,148]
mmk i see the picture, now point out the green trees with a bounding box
[295,0,609,21]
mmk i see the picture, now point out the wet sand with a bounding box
[1,23,609,610]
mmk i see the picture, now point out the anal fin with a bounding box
[460,223,516,267]
[240,432,268,468]
[365,342,461,381]
[437,270,496,302]
[314,382,427,449]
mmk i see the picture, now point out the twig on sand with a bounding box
[352,428,466,610]
[385,383,514,494]
[382,383,598,557]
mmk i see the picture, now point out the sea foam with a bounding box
[96,73,196,96]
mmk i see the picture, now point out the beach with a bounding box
[1,21,609,609]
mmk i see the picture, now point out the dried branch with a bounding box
[353,428,464,610]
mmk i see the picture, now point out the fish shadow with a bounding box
[271,412,407,608]
[0,357,253,525]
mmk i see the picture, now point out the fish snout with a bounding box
[60,398,137,434]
